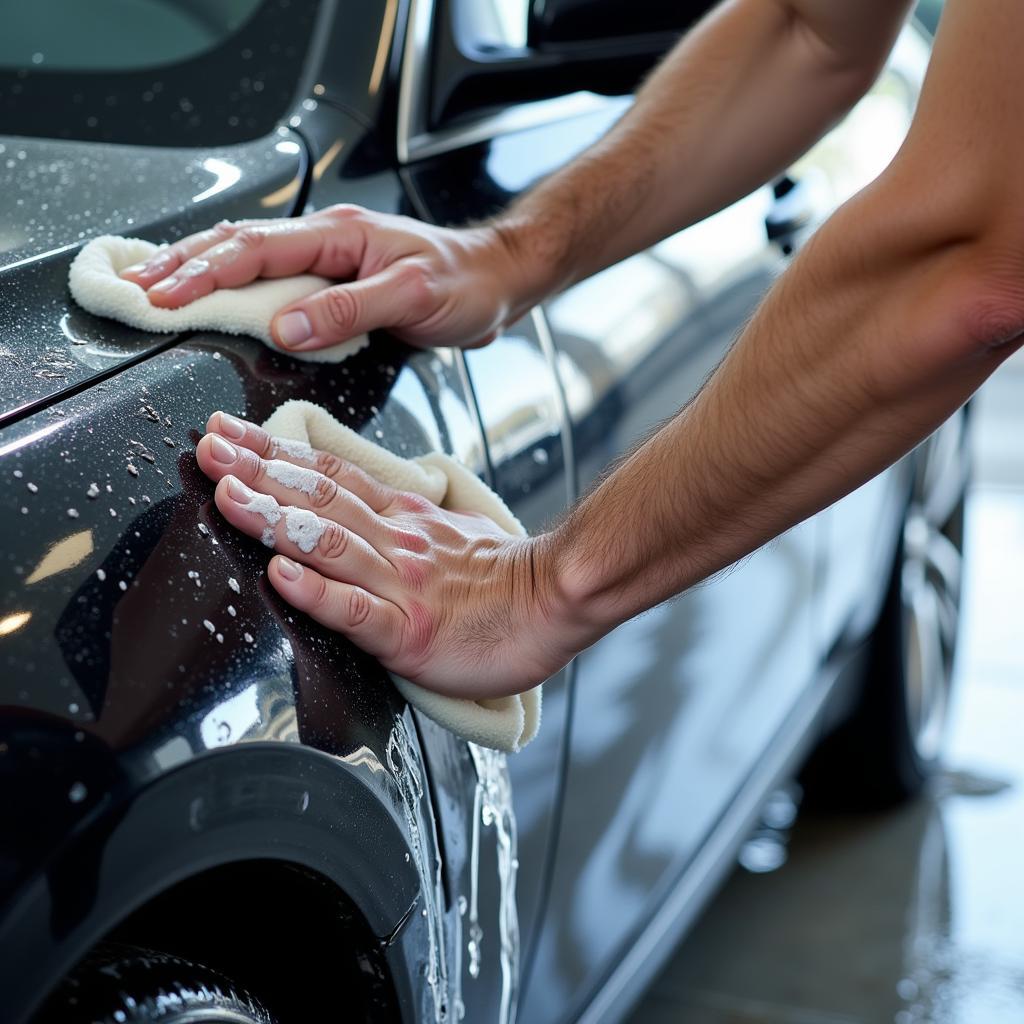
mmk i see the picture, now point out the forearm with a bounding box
[495,0,910,314]
[545,174,1024,642]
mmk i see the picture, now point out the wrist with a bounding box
[482,215,569,326]
[529,529,616,662]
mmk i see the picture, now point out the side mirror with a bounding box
[529,0,706,48]
[426,0,713,134]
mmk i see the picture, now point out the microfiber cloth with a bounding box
[262,400,542,753]
[68,235,369,363]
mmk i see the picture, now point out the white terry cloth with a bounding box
[68,235,369,363]
[262,399,541,752]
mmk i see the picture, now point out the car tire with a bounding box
[36,942,278,1024]
[803,411,968,809]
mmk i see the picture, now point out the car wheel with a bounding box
[804,410,968,809]
[36,942,278,1024]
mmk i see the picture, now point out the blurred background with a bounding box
[628,350,1024,1022]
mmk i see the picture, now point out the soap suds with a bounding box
[272,436,315,462]
[265,459,320,495]
[86,482,99,499]
[228,577,241,594]
[283,506,325,553]
[96,569,106,581]
[238,488,282,548]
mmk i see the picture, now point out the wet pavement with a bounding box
[627,350,1024,1024]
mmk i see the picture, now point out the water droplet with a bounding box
[68,782,87,803]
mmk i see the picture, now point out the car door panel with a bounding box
[524,195,820,1021]
[404,106,819,1021]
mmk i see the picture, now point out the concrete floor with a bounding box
[628,350,1024,1024]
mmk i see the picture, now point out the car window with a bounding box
[0,0,322,147]
[915,0,944,35]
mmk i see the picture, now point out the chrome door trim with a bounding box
[396,0,433,164]
[530,306,577,503]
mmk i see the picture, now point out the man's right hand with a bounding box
[118,204,532,353]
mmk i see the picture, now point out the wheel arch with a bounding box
[3,742,421,1024]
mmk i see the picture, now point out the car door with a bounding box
[398,25,818,1024]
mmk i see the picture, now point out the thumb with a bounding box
[271,264,434,352]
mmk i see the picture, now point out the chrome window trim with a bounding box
[396,0,618,164]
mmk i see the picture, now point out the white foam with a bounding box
[239,489,281,548]
[265,459,320,495]
[283,506,325,553]
[272,436,315,462]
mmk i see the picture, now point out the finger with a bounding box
[270,262,435,352]
[118,220,265,288]
[268,555,406,664]
[197,434,385,541]
[205,411,398,512]
[133,204,373,306]
[144,219,334,309]
[215,476,395,591]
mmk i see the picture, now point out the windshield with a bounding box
[0,0,321,146]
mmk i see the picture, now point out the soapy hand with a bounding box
[119,205,526,354]
[195,411,579,698]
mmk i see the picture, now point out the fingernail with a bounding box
[225,476,255,503]
[275,310,312,348]
[209,435,237,465]
[120,262,148,276]
[149,276,178,293]
[277,557,303,581]
[219,413,246,439]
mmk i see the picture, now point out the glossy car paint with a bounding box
[401,23,931,1016]
[0,3,948,1024]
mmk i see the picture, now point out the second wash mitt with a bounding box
[262,400,541,753]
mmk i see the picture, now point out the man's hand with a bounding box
[119,205,533,354]
[195,411,579,698]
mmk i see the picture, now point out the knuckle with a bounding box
[395,491,432,516]
[394,528,430,555]
[395,554,429,592]
[310,475,338,511]
[395,262,436,316]
[403,599,435,658]
[233,226,265,252]
[212,220,236,239]
[347,587,372,626]
[315,450,345,480]
[326,203,362,224]
[249,453,270,487]
[318,522,350,560]
[323,287,359,333]
[310,571,330,609]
